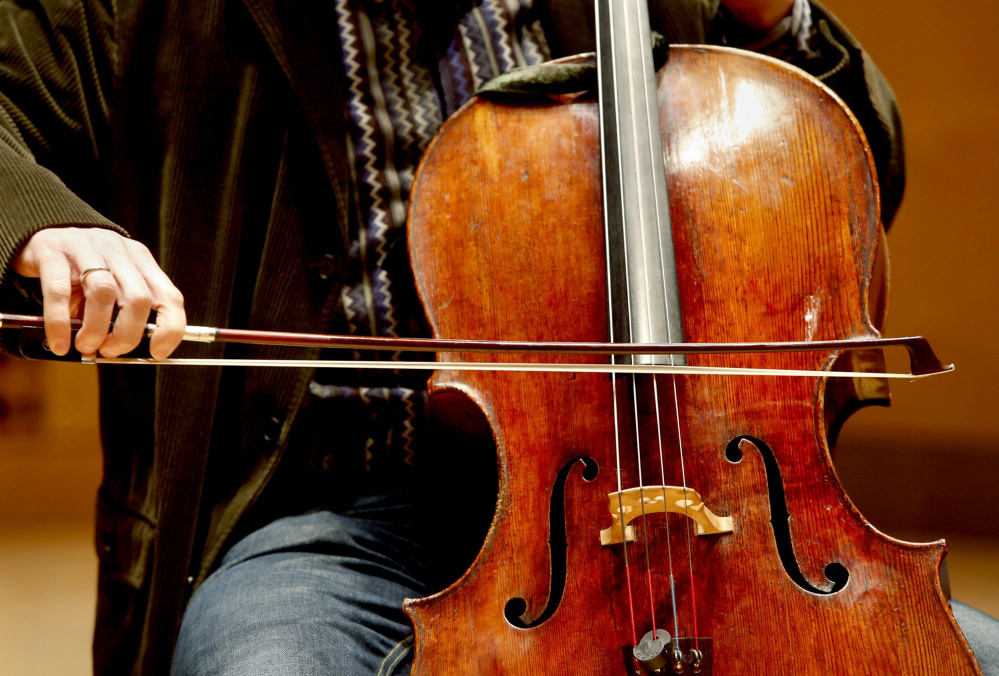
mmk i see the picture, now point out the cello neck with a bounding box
[596,0,685,364]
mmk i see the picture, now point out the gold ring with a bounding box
[80,266,113,283]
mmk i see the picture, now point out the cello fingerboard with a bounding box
[596,0,685,365]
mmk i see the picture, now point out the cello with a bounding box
[400,0,983,673]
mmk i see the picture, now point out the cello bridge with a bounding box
[600,486,733,546]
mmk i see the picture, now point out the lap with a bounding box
[171,494,430,676]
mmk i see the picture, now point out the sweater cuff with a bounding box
[0,150,127,264]
[0,149,128,317]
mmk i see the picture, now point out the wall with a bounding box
[822,0,999,542]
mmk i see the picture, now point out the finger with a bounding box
[97,259,153,358]
[127,240,186,360]
[148,300,186,360]
[148,287,186,360]
[69,288,85,318]
[36,253,74,356]
[74,260,119,356]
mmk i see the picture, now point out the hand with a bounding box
[12,227,186,360]
[720,0,795,33]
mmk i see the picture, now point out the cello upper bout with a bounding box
[658,45,882,346]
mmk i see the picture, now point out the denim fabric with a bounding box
[171,493,429,676]
[953,600,999,676]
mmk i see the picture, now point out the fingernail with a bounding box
[51,340,69,355]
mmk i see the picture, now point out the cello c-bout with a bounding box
[404,27,981,676]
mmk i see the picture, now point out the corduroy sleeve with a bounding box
[0,0,128,311]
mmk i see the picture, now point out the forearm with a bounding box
[0,0,121,290]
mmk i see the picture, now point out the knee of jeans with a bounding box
[171,551,417,676]
[170,579,242,675]
[172,588,339,676]
[171,569,326,675]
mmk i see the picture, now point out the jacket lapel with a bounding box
[240,0,350,243]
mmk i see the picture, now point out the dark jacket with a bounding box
[0,1,903,672]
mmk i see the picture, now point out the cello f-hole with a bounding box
[725,436,849,594]
[504,456,599,629]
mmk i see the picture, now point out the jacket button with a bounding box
[262,415,282,443]
[315,254,338,281]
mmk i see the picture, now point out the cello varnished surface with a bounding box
[406,46,981,675]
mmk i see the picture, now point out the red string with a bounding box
[624,562,638,647]
[687,541,699,649]
[645,570,658,640]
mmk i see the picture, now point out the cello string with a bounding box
[652,374,681,642]
[613,376,640,648]
[624,2,676,639]
[598,0,640,647]
[619,0,669,641]
[629,375,660,637]
[671,372,700,650]
[633,0,693,644]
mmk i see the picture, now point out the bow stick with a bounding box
[0,312,954,378]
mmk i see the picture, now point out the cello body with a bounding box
[406,46,981,675]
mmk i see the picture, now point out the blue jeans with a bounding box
[173,492,999,675]
[953,600,999,676]
[171,493,429,676]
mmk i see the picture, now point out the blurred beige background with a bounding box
[0,0,996,673]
